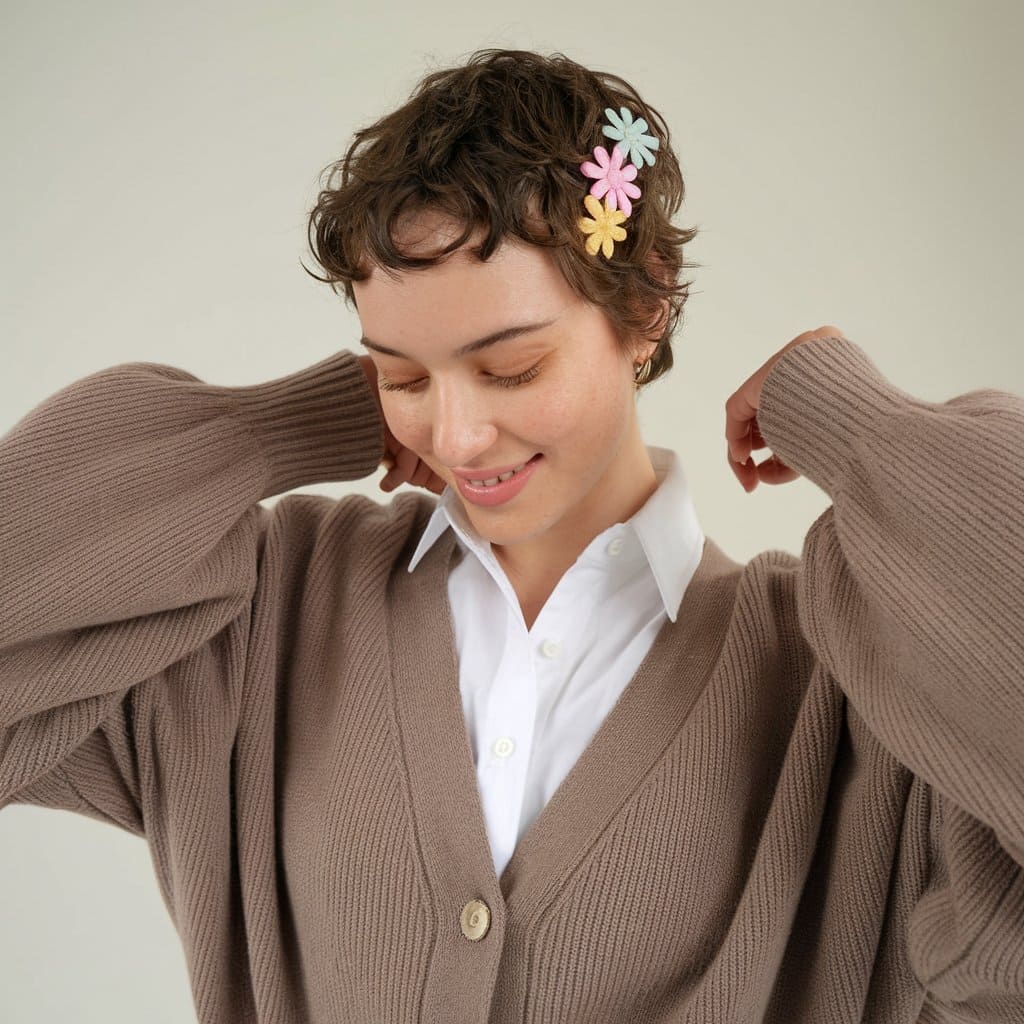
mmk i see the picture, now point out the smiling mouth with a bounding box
[466,463,529,486]
[461,453,542,487]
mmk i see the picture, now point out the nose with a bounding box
[429,377,499,469]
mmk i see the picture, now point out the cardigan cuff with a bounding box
[756,336,924,497]
[227,349,386,499]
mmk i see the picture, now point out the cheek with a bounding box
[374,399,424,454]
[540,367,633,447]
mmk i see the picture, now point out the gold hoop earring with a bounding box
[633,357,654,388]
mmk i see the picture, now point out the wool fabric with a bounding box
[1,336,1022,1023]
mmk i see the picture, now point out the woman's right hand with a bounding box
[357,354,448,496]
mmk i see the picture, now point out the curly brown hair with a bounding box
[303,47,700,388]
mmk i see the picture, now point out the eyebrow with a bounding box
[359,317,558,360]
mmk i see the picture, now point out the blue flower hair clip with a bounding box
[602,105,659,168]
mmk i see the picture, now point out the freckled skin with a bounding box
[353,211,659,609]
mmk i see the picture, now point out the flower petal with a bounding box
[591,179,610,199]
[619,162,638,182]
[633,145,654,168]
[582,194,604,218]
[617,193,632,217]
[586,231,602,255]
[580,160,604,179]
[611,225,627,241]
[601,233,614,259]
[609,143,625,169]
[622,181,641,199]
[604,106,624,131]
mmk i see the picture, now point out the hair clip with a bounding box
[577,106,659,259]
[602,106,659,169]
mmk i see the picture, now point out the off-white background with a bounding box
[1,1,1021,1020]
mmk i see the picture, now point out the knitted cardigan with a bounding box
[1,336,1021,1023]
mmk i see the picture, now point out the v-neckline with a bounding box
[387,523,741,920]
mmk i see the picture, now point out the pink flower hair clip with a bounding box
[577,105,659,260]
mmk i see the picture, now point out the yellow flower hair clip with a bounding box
[577,105,659,259]
[578,194,627,258]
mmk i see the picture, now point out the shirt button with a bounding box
[460,898,491,941]
[540,639,561,658]
[607,537,624,556]
[491,736,515,758]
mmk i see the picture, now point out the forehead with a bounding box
[353,211,574,344]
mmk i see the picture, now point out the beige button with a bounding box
[607,537,624,556]
[540,638,561,658]
[460,898,491,941]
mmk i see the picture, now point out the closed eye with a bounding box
[377,364,543,393]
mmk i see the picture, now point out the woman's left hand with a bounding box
[725,325,849,493]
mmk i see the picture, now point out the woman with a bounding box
[1,48,1022,1024]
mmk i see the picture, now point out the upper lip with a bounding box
[453,456,538,481]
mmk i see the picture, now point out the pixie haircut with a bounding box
[304,48,700,389]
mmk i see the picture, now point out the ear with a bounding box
[636,339,658,364]
[623,332,657,372]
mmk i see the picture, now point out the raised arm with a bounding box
[755,336,1024,1014]
[0,349,385,825]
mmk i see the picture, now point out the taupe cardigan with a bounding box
[1,336,1021,1022]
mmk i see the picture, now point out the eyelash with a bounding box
[377,364,543,393]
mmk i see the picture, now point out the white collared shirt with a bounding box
[407,445,706,879]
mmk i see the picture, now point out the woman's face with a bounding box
[352,214,656,559]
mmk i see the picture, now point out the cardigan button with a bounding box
[460,898,491,941]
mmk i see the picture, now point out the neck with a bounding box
[491,429,658,623]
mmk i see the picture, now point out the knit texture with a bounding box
[1,338,1021,1023]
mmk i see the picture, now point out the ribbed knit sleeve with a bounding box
[0,349,385,811]
[756,335,1024,1013]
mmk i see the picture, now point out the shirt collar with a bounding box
[406,444,705,623]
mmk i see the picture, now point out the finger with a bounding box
[729,415,770,469]
[730,423,752,467]
[728,445,759,491]
[750,419,767,451]
[393,447,420,483]
[725,385,759,465]
[406,457,448,496]
[409,459,436,489]
[755,454,800,486]
[380,449,413,491]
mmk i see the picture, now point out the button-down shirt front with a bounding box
[408,445,706,878]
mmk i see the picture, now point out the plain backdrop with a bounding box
[2,1,1022,1020]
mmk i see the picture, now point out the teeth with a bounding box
[468,461,528,487]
